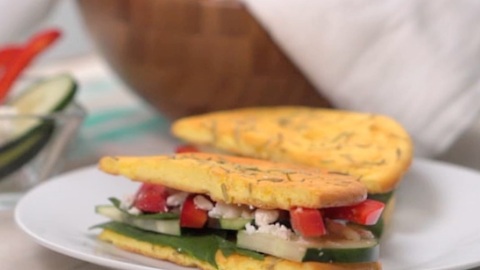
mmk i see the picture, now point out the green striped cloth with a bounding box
[68,71,179,168]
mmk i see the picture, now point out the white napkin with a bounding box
[240,0,480,158]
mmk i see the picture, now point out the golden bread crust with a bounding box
[99,229,381,270]
[99,229,216,270]
[99,153,367,209]
[216,252,381,270]
[171,106,413,194]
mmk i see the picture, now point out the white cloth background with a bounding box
[240,0,480,157]
[0,0,58,43]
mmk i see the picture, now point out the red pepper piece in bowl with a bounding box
[0,29,62,102]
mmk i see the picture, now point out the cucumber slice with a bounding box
[207,217,253,230]
[9,74,77,114]
[0,74,77,179]
[237,230,305,262]
[302,238,379,263]
[96,205,181,236]
[6,74,77,140]
[236,230,378,263]
[0,122,54,178]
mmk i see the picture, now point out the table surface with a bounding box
[2,54,480,270]
[0,211,109,270]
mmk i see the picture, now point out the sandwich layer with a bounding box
[99,228,381,270]
[99,152,367,209]
[171,106,413,194]
[99,228,215,270]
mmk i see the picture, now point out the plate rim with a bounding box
[13,158,480,270]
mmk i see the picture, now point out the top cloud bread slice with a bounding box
[99,152,367,210]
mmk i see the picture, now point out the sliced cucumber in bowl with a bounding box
[5,74,77,141]
[0,122,54,179]
[11,74,76,113]
[0,74,77,179]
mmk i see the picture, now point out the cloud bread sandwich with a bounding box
[171,106,413,235]
[171,106,413,194]
[94,152,385,270]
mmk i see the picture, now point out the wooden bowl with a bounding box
[77,0,331,120]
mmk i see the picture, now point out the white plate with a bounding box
[14,159,480,270]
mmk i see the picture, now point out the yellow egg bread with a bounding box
[99,229,381,270]
[99,152,367,210]
[171,106,413,194]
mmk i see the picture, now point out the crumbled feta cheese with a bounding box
[127,206,142,215]
[245,223,257,234]
[254,209,279,226]
[207,200,254,219]
[208,202,247,218]
[245,222,294,240]
[241,208,254,219]
[193,195,214,211]
[120,194,135,210]
[208,202,237,218]
[166,192,189,207]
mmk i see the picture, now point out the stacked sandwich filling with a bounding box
[97,184,382,264]
[115,183,383,240]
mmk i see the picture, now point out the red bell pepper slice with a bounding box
[180,195,208,228]
[175,144,199,153]
[323,199,385,225]
[133,183,169,213]
[290,207,326,237]
[0,29,62,102]
[0,46,22,68]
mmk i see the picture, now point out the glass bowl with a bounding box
[0,102,86,210]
